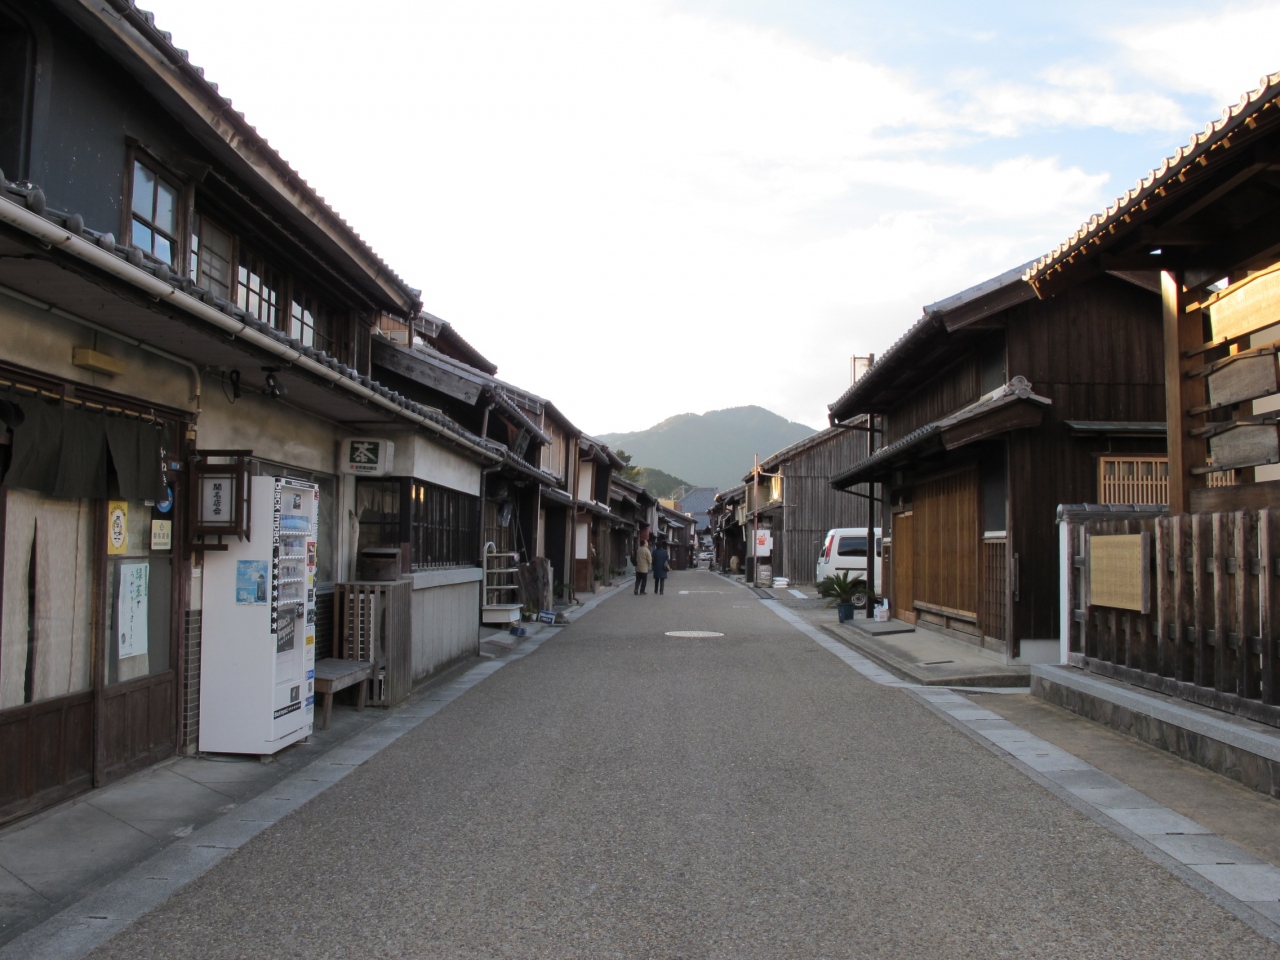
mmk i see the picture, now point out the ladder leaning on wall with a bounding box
[481,541,522,625]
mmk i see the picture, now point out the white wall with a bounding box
[577,461,594,501]
[575,520,590,555]
[388,431,482,495]
[409,577,480,680]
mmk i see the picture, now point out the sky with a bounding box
[139,0,1280,434]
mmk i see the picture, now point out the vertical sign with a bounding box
[117,561,149,658]
[107,501,128,555]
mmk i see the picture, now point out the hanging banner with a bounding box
[117,561,149,658]
[753,529,773,557]
[107,501,128,555]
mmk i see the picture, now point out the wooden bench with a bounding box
[312,658,374,731]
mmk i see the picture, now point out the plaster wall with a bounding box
[0,292,194,414]
[196,387,340,476]
[386,430,482,496]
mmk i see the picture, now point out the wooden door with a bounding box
[893,511,915,623]
[913,467,980,617]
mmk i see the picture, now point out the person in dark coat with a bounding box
[652,539,671,595]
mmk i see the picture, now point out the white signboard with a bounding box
[200,476,234,527]
[117,562,149,659]
[754,530,773,557]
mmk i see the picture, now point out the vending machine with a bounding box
[199,475,318,754]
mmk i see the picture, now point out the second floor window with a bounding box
[130,160,179,265]
[290,289,331,350]
[189,213,233,300]
[237,253,280,327]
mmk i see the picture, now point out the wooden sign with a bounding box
[1207,354,1279,409]
[1207,263,1280,342]
[1209,424,1280,471]
[1089,533,1150,613]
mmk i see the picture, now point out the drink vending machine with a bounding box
[199,475,318,754]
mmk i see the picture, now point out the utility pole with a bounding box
[752,453,759,586]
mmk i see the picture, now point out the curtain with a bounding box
[0,489,94,709]
[3,398,162,501]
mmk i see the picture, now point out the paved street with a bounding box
[87,570,1279,959]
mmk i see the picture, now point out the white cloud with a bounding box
[1118,3,1280,109]
[140,0,1125,434]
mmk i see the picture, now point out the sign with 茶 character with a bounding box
[340,438,394,476]
[1088,533,1150,613]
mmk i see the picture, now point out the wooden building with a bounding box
[0,1,500,823]
[750,425,873,585]
[828,266,1164,661]
[1026,73,1280,724]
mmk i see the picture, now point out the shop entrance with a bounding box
[0,400,180,826]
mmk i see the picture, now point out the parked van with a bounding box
[816,527,883,606]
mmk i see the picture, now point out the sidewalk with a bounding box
[761,582,1029,687]
[0,654,479,947]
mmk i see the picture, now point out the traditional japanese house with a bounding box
[0,1,499,822]
[827,264,1164,662]
[748,424,873,585]
[573,437,621,593]
[711,485,748,574]
[1026,73,1280,723]
[607,474,656,576]
[656,504,695,569]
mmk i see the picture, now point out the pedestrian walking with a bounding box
[634,540,652,595]
[652,538,670,595]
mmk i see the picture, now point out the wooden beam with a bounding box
[1164,270,1206,513]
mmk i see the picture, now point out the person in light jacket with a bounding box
[634,541,652,595]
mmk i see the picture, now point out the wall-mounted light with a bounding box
[262,368,287,400]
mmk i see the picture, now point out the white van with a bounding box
[816,527,883,606]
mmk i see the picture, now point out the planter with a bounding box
[836,602,855,623]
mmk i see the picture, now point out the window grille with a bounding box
[1098,456,1169,505]
[189,213,233,300]
[410,481,478,570]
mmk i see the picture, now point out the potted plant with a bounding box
[817,571,871,624]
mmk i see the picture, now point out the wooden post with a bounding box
[1163,270,1207,513]
[1156,516,1172,676]
[1261,509,1279,705]
[1237,510,1258,700]
[1193,513,1212,688]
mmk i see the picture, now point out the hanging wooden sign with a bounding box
[1207,354,1279,409]
[1204,262,1280,342]
[1208,424,1280,471]
[1088,533,1150,613]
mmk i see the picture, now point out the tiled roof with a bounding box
[1026,72,1280,287]
[830,377,1050,489]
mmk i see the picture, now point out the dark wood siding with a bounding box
[885,354,981,443]
[777,428,871,583]
[1007,274,1164,643]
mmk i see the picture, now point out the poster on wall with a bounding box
[236,559,270,604]
[117,562,149,659]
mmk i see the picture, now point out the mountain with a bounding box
[624,466,692,500]
[601,406,816,490]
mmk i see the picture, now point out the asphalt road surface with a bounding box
[90,570,1280,959]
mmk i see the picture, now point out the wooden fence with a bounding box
[334,580,412,708]
[1061,506,1280,727]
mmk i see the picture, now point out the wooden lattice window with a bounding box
[1099,457,1169,506]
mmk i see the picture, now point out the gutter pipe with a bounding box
[0,195,498,464]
